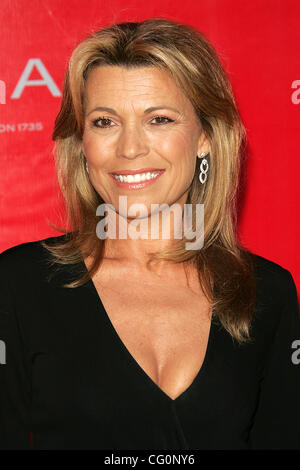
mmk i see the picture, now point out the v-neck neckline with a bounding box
[81,259,216,404]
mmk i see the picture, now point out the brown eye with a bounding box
[151,116,174,125]
[92,117,114,128]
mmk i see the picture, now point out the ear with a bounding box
[197,132,210,159]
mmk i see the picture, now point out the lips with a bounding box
[110,168,165,176]
[109,169,165,190]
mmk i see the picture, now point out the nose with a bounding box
[116,123,149,160]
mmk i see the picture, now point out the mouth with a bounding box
[109,169,165,190]
[110,167,165,176]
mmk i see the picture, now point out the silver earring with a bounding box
[85,160,89,174]
[199,152,209,184]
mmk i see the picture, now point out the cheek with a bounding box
[157,130,196,163]
[82,132,111,166]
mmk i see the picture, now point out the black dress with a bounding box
[0,235,300,450]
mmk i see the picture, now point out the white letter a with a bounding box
[11,58,61,98]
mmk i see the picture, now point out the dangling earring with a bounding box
[199,151,209,184]
[85,160,89,174]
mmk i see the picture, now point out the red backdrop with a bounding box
[1,0,300,293]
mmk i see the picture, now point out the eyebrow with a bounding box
[86,105,180,116]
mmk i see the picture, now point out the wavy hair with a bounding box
[43,17,257,344]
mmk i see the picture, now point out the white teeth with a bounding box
[113,171,161,183]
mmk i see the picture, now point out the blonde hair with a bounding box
[43,18,256,344]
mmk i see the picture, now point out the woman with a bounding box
[0,18,299,450]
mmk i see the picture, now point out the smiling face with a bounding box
[82,65,209,219]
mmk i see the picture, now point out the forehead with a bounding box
[84,65,191,109]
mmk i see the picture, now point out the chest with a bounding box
[90,270,212,400]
